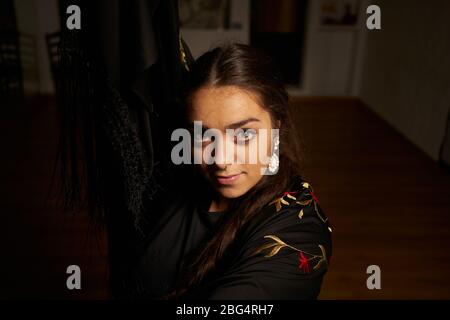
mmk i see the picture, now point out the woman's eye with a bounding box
[235,129,256,143]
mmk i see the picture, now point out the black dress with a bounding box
[133,177,332,300]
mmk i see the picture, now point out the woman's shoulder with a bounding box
[247,178,332,232]
[203,179,333,299]
[267,179,331,229]
[238,178,333,274]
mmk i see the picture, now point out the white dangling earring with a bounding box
[267,136,280,174]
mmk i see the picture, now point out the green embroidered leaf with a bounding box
[264,235,287,246]
[256,238,280,257]
[270,196,292,212]
[269,199,281,211]
[314,201,328,223]
[286,194,297,200]
[254,242,278,255]
[296,199,312,206]
[265,244,286,257]
[313,245,328,270]
[256,235,289,257]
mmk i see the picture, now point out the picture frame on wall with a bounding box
[179,0,234,30]
[318,0,360,31]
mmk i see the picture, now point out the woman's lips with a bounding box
[215,173,243,185]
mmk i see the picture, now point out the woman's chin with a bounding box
[215,185,246,199]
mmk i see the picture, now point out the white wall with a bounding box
[295,0,364,96]
[356,0,450,161]
[181,0,360,96]
[180,0,250,58]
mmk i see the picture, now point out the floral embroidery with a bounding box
[254,235,327,273]
[269,181,328,224]
[269,195,289,211]
[310,191,320,204]
[256,181,331,273]
[298,252,310,273]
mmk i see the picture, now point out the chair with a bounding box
[46,31,61,90]
[0,31,23,99]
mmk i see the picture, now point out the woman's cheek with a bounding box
[243,137,260,165]
[235,144,248,165]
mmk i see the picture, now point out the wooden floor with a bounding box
[0,97,109,299]
[291,97,450,299]
[1,96,449,299]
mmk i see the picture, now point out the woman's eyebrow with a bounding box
[188,122,209,131]
[225,117,260,129]
[188,117,260,130]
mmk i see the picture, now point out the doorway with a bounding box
[250,0,308,87]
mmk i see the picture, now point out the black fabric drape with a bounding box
[57,0,193,297]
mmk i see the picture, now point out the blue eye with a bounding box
[235,128,256,144]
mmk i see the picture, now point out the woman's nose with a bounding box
[212,136,232,169]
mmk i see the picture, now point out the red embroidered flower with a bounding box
[298,252,310,273]
[310,191,320,204]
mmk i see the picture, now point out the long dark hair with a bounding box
[171,43,304,298]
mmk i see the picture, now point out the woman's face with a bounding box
[188,85,274,199]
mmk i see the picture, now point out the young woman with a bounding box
[133,43,332,300]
